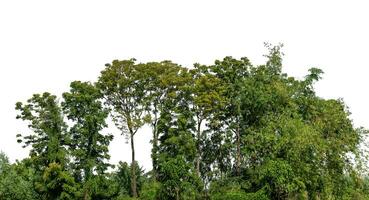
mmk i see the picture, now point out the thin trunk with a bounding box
[235,94,242,176]
[175,187,180,200]
[84,134,93,200]
[195,117,203,177]
[130,132,138,198]
[236,122,241,176]
[83,189,89,200]
[83,167,91,200]
[151,109,158,179]
[151,125,158,179]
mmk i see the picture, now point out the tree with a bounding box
[0,151,9,174]
[15,92,68,168]
[15,92,79,199]
[98,59,149,197]
[39,162,79,200]
[113,161,146,198]
[142,61,184,178]
[207,56,252,176]
[0,152,40,200]
[62,81,113,199]
[189,64,226,189]
[156,68,203,200]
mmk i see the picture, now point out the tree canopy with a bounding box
[2,45,369,200]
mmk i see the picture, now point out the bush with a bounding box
[140,181,161,200]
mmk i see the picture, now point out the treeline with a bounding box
[1,45,369,200]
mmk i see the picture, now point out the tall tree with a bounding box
[208,56,251,176]
[143,61,184,178]
[15,92,68,169]
[15,92,77,199]
[156,67,202,200]
[190,64,226,181]
[62,81,112,200]
[97,59,149,197]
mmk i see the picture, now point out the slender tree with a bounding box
[97,59,149,197]
[208,56,251,176]
[156,67,202,200]
[190,64,226,180]
[143,61,184,178]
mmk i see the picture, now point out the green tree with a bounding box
[0,152,40,200]
[0,151,9,174]
[15,92,68,168]
[15,92,78,199]
[208,56,252,176]
[156,68,202,200]
[113,161,146,198]
[39,162,79,200]
[191,64,225,176]
[141,61,184,178]
[88,174,120,200]
[62,81,113,199]
[98,59,149,198]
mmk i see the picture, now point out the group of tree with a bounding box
[1,44,369,199]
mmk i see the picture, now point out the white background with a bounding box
[1,0,368,171]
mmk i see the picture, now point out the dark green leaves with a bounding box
[10,45,369,199]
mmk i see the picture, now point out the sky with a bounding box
[1,0,368,171]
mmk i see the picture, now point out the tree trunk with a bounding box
[83,168,91,200]
[83,189,89,200]
[236,123,241,176]
[84,137,93,200]
[152,131,158,172]
[130,132,138,198]
[151,111,158,179]
[175,187,180,200]
[195,117,203,177]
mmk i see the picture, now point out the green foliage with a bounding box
[157,156,202,200]
[0,151,9,174]
[98,59,150,197]
[87,174,120,199]
[142,61,185,178]
[209,178,268,200]
[98,59,149,135]
[211,190,268,200]
[10,45,369,199]
[154,67,203,200]
[15,92,68,167]
[140,180,161,200]
[62,81,113,199]
[38,162,79,200]
[15,93,78,199]
[0,153,40,200]
[113,161,146,197]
